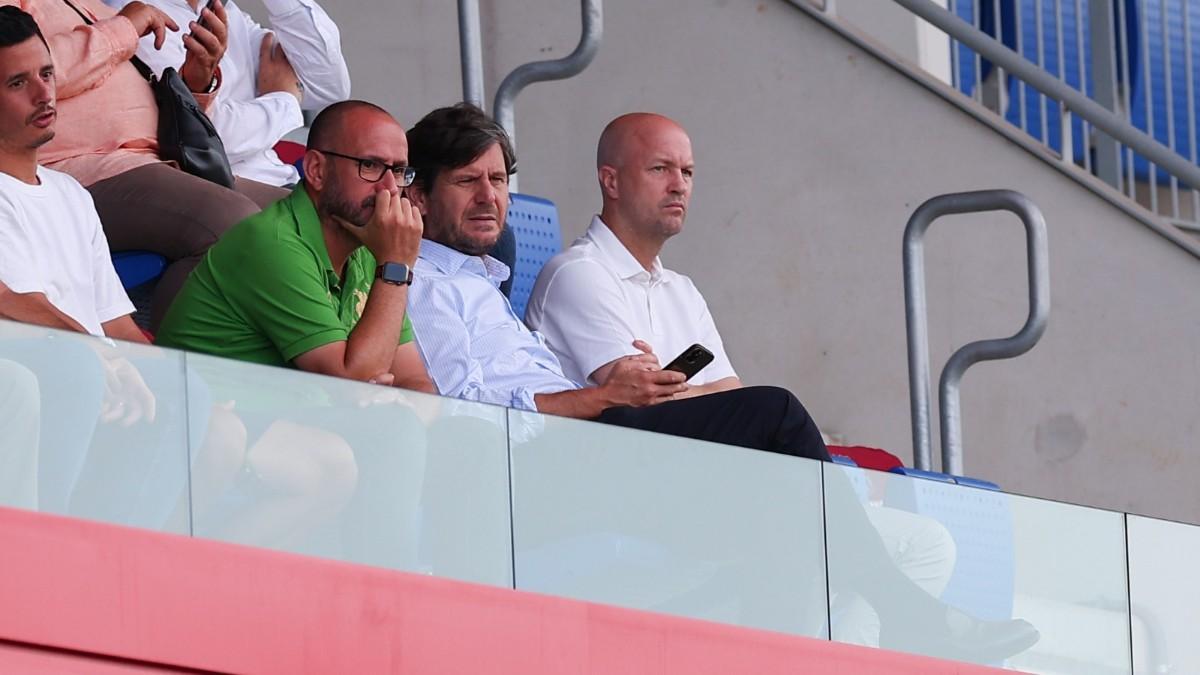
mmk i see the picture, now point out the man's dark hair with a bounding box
[307,100,392,151]
[407,103,517,189]
[0,6,47,50]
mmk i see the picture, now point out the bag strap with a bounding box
[61,0,156,82]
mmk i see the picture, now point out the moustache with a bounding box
[466,207,500,220]
[27,105,55,124]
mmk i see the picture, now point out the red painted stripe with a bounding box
[0,507,1015,674]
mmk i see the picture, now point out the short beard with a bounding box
[30,129,54,149]
[428,220,501,256]
[449,228,500,256]
[320,172,374,227]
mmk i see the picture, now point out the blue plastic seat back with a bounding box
[885,470,1016,621]
[506,193,562,320]
[111,251,167,290]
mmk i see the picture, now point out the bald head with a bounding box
[308,100,396,150]
[596,113,694,261]
[596,112,688,170]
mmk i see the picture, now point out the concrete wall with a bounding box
[236,0,1200,525]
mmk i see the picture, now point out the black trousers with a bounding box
[596,385,831,462]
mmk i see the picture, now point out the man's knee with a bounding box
[742,385,810,421]
[183,189,260,253]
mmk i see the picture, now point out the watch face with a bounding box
[378,262,413,285]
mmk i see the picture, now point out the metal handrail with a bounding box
[492,0,602,191]
[457,0,485,109]
[883,0,1200,192]
[904,190,1050,475]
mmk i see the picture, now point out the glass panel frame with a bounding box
[183,351,513,587]
[509,409,828,638]
[823,462,1130,672]
[1128,514,1200,675]
[0,321,191,534]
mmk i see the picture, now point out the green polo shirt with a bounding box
[157,186,413,367]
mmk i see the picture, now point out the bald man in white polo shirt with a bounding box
[524,113,1016,654]
[526,113,739,396]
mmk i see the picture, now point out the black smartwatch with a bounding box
[375,262,413,286]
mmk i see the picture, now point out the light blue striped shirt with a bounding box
[408,239,580,411]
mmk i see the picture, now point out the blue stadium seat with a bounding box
[888,467,958,483]
[953,475,1002,491]
[111,251,167,290]
[505,193,563,320]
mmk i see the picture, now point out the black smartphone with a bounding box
[663,343,714,381]
[198,0,217,30]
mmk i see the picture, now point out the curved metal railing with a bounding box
[492,1,602,191]
[904,190,1050,475]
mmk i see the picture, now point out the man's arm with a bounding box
[209,30,303,164]
[260,0,350,107]
[100,315,150,344]
[389,341,435,393]
[589,339,740,402]
[675,376,742,399]
[10,1,176,99]
[292,190,421,381]
[534,353,688,419]
[525,258,646,386]
[291,275,410,381]
[0,287,88,334]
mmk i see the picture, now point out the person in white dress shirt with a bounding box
[106,0,351,188]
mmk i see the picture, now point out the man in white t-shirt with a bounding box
[0,6,146,344]
[107,0,351,187]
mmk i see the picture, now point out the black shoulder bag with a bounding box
[64,0,235,188]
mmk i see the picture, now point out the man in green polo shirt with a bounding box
[158,100,433,393]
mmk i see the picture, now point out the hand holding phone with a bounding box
[663,343,714,381]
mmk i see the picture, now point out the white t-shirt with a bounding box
[0,166,135,336]
[525,215,737,387]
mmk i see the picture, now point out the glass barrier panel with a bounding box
[1128,514,1200,675]
[0,320,190,534]
[508,410,828,638]
[823,463,1130,673]
[183,352,512,587]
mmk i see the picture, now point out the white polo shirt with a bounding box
[525,215,737,387]
[0,167,134,336]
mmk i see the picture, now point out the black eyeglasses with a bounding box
[314,149,417,186]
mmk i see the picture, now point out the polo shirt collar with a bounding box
[419,238,511,286]
[288,185,339,289]
[588,215,666,284]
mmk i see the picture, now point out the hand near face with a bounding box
[351,187,424,266]
[180,0,230,94]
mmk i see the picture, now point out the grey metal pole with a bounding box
[891,0,1200,191]
[904,190,1050,475]
[493,0,602,192]
[903,207,936,471]
[457,0,485,109]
